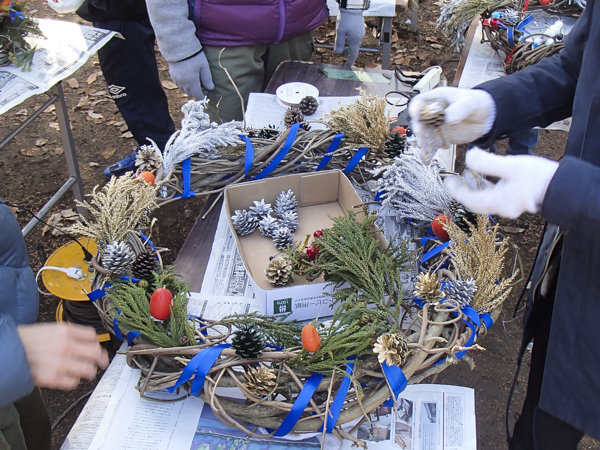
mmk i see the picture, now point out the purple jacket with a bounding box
[188,0,329,47]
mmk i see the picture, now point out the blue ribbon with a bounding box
[126,331,142,345]
[320,356,355,432]
[508,15,533,47]
[455,305,480,359]
[240,135,255,176]
[274,372,324,436]
[138,233,157,253]
[316,133,344,171]
[381,362,408,401]
[175,157,196,199]
[343,147,369,173]
[167,344,231,396]
[421,239,451,265]
[113,316,124,341]
[253,123,300,180]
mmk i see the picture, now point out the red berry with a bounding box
[431,215,450,241]
[150,288,173,320]
[313,230,323,238]
[392,125,407,135]
[306,245,317,260]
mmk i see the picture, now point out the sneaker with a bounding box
[103,150,138,179]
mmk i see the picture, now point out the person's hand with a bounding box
[408,87,496,164]
[168,51,215,100]
[46,0,86,14]
[444,148,559,219]
[334,8,365,69]
[17,323,109,390]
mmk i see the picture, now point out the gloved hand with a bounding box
[168,51,215,100]
[334,8,366,69]
[47,0,86,13]
[408,87,497,164]
[444,148,559,219]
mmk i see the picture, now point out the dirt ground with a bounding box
[1,0,597,449]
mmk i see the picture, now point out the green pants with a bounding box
[0,388,51,450]
[203,31,314,123]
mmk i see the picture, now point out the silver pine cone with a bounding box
[265,256,293,285]
[135,145,162,172]
[501,9,520,27]
[443,278,477,308]
[259,215,279,237]
[244,363,278,397]
[249,199,272,220]
[231,210,259,236]
[274,189,298,217]
[101,241,136,276]
[272,226,294,250]
[279,210,298,232]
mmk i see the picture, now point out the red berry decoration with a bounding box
[313,230,323,238]
[306,245,318,260]
[431,215,450,241]
[150,287,173,320]
[391,125,407,135]
[301,323,321,353]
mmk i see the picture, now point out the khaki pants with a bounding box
[0,388,51,450]
[203,31,314,123]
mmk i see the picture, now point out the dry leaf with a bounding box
[113,121,125,127]
[43,104,55,113]
[87,73,98,84]
[90,90,107,97]
[366,62,381,69]
[49,122,60,131]
[161,80,178,90]
[67,78,79,89]
[16,108,28,116]
[121,131,134,139]
[101,147,117,159]
[372,27,378,38]
[326,31,335,37]
[430,43,443,49]
[425,36,438,42]
[158,64,168,71]
[91,99,109,107]
[60,209,79,220]
[106,120,115,126]
[74,96,92,111]
[42,213,62,236]
[87,111,104,120]
[502,226,526,234]
[35,138,49,147]
[21,147,47,157]
[119,123,129,132]
[89,161,100,167]
[49,147,64,156]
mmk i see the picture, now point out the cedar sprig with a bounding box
[220,312,302,349]
[443,214,519,312]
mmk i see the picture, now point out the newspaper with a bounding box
[0,19,118,115]
[340,385,476,450]
[457,11,577,131]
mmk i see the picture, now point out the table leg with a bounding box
[381,17,392,70]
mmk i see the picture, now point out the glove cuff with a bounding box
[173,48,204,63]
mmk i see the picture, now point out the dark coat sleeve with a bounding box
[0,315,34,405]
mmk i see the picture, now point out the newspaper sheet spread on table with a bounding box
[457,11,577,131]
[0,19,118,115]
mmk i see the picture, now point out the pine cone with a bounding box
[231,209,259,236]
[419,101,447,127]
[414,272,444,304]
[284,106,304,128]
[101,241,135,276]
[258,215,279,237]
[272,226,295,250]
[231,325,265,359]
[443,278,477,308]
[298,96,319,115]
[279,210,299,232]
[453,205,478,234]
[244,363,278,397]
[258,125,281,140]
[383,130,407,159]
[249,199,272,220]
[448,199,461,216]
[373,333,409,367]
[265,256,293,286]
[274,189,298,217]
[501,8,520,27]
[131,249,157,280]
[135,145,162,172]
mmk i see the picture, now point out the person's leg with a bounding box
[263,31,314,89]
[0,404,27,450]
[13,387,51,450]
[203,45,266,123]
[507,129,539,155]
[94,19,175,149]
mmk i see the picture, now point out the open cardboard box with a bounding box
[224,170,386,321]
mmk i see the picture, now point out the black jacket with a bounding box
[474,0,600,438]
[76,0,149,22]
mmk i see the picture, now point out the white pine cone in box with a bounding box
[232,209,259,236]
[274,189,298,217]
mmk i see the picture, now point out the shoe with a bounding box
[103,150,138,179]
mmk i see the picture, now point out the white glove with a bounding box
[168,51,215,100]
[408,87,497,164]
[444,148,559,219]
[47,0,86,13]
[334,8,365,69]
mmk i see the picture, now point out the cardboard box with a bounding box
[224,170,383,321]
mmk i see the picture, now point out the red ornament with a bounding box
[313,229,323,238]
[150,288,173,320]
[539,0,552,4]
[431,215,450,241]
[301,323,321,353]
[306,245,318,260]
[136,171,155,186]
[391,125,407,135]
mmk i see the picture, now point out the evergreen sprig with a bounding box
[220,312,302,349]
